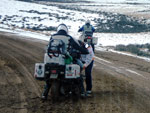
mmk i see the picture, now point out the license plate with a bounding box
[50,74,58,79]
[87,39,92,42]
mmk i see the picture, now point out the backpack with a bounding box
[47,38,66,57]
[83,25,93,36]
[47,35,73,64]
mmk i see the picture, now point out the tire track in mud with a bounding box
[0,34,45,113]
[0,36,42,96]
[0,57,28,113]
[6,53,42,96]
[6,64,28,113]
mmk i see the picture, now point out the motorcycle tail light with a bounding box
[51,70,57,74]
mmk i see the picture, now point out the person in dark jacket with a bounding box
[41,24,89,100]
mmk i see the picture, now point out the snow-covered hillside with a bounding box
[87,0,150,3]
[0,0,99,33]
[0,0,150,47]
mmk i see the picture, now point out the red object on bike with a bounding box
[51,70,57,74]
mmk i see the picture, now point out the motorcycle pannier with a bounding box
[65,64,80,79]
[34,63,45,80]
[92,37,98,45]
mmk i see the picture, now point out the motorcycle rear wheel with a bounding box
[51,80,60,102]
[72,86,80,102]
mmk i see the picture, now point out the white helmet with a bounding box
[57,24,68,34]
[85,20,90,24]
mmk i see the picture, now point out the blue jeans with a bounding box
[85,60,94,91]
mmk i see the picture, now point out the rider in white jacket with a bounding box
[81,45,94,68]
[81,45,94,96]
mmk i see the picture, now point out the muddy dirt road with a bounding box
[0,31,150,113]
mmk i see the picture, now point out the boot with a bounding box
[41,83,51,100]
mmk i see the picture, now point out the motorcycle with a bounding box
[79,31,98,46]
[34,51,83,102]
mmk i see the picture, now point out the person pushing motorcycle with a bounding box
[81,43,94,97]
